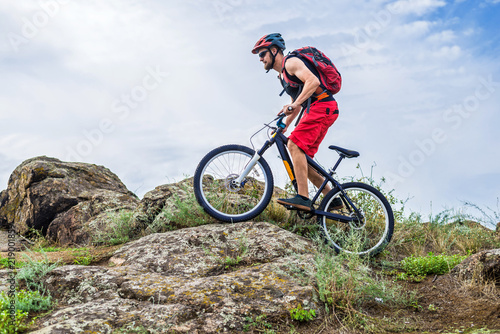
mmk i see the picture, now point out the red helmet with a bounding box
[251,33,286,54]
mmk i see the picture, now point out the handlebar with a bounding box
[275,114,286,130]
[275,106,292,129]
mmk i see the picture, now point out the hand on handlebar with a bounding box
[277,104,298,117]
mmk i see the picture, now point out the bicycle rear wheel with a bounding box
[318,182,394,257]
[193,144,274,223]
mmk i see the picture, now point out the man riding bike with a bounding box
[252,33,340,211]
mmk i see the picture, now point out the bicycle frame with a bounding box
[234,116,359,223]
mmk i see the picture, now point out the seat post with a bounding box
[330,154,345,174]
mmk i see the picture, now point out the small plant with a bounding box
[72,249,95,266]
[0,290,52,314]
[203,233,249,270]
[34,246,63,252]
[396,272,408,281]
[410,300,423,311]
[26,227,52,249]
[289,304,316,322]
[0,256,24,269]
[428,304,438,312]
[73,255,95,266]
[243,314,274,333]
[93,210,136,245]
[389,205,500,260]
[143,180,217,235]
[16,250,59,292]
[113,321,150,333]
[462,199,499,230]
[0,309,35,333]
[222,255,242,269]
[401,252,467,276]
[0,290,46,333]
[384,269,426,283]
[408,274,426,283]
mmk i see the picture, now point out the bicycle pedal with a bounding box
[283,205,298,211]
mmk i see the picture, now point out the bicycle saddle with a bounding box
[328,145,360,158]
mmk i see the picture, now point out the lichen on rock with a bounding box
[35,222,319,333]
[0,156,139,245]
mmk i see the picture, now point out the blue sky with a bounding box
[1,0,499,227]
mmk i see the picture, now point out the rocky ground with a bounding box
[2,223,319,333]
[2,226,499,334]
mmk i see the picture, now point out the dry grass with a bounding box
[387,216,499,261]
[457,267,500,302]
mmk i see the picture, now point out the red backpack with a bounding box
[281,46,342,95]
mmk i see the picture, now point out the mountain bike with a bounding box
[193,114,394,256]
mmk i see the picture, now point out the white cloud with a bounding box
[400,20,433,36]
[389,0,447,15]
[431,44,462,59]
[426,29,457,43]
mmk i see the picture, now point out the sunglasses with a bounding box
[258,50,269,58]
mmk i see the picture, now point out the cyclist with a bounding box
[252,33,340,211]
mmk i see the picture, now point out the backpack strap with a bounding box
[294,90,334,126]
[294,97,310,127]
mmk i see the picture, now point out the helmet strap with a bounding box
[266,47,277,73]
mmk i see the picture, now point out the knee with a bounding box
[288,140,299,152]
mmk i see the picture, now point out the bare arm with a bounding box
[280,57,320,131]
[285,57,320,107]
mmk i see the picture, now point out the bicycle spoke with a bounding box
[195,146,273,220]
[319,183,394,256]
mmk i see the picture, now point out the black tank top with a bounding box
[279,56,328,107]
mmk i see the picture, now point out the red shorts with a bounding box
[289,100,338,158]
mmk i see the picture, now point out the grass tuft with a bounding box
[313,236,417,331]
[401,252,468,276]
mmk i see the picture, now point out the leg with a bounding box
[276,140,313,211]
[288,140,309,197]
[307,167,331,196]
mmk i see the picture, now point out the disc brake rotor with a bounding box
[349,210,366,230]
[224,174,242,193]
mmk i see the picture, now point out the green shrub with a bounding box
[72,249,95,266]
[16,251,58,292]
[289,304,316,322]
[0,256,24,269]
[0,290,52,314]
[93,210,136,246]
[144,180,216,235]
[0,289,48,333]
[401,252,467,276]
[243,314,274,333]
[0,309,35,333]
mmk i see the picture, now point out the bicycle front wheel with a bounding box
[318,182,394,257]
[193,144,274,223]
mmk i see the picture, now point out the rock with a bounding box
[130,178,197,230]
[34,222,318,333]
[451,248,500,283]
[0,190,8,228]
[0,156,139,245]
